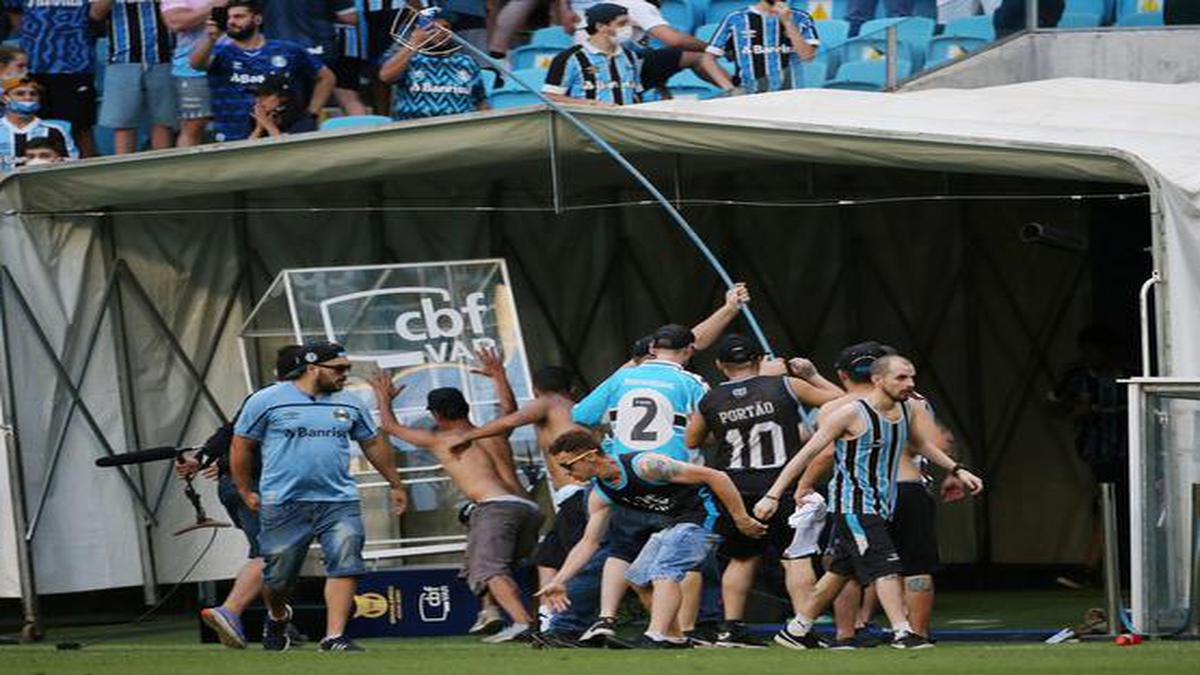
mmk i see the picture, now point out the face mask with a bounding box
[614,25,634,42]
[8,99,39,115]
[25,157,53,166]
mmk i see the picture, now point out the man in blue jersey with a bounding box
[706,0,818,94]
[189,0,336,142]
[756,354,982,650]
[544,3,642,106]
[379,17,485,120]
[231,341,408,652]
[259,0,363,114]
[90,0,177,154]
[6,0,97,156]
[161,0,215,146]
[0,76,78,172]
[538,430,766,648]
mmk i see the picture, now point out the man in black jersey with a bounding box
[537,430,767,649]
[685,334,842,648]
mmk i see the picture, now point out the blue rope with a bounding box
[444,32,776,357]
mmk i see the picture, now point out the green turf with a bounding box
[3,637,1198,675]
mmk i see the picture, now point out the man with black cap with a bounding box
[685,334,842,647]
[543,3,644,106]
[230,341,408,652]
[370,375,545,644]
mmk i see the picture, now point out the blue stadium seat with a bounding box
[320,115,392,131]
[824,58,911,89]
[661,0,696,33]
[695,22,721,42]
[1116,0,1159,21]
[911,0,936,19]
[791,0,847,22]
[1057,12,1103,27]
[705,0,747,24]
[815,18,850,48]
[840,16,933,68]
[943,14,995,40]
[1116,11,1163,26]
[528,26,574,48]
[925,36,989,67]
[792,55,831,87]
[666,69,722,100]
[510,45,563,70]
[488,68,548,109]
[1064,0,1107,18]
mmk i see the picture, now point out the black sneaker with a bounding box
[638,634,692,649]
[319,635,365,652]
[854,626,882,648]
[579,617,617,646]
[262,615,291,652]
[773,628,826,650]
[686,622,721,648]
[890,632,934,650]
[602,634,637,650]
[828,637,858,650]
[532,632,584,650]
[715,621,768,649]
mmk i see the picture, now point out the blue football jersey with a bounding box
[13,0,95,74]
[234,381,377,505]
[706,6,819,94]
[543,42,642,105]
[386,50,485,119]
[573,360,709,461]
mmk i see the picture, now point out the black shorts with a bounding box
[639,48,685,90]
[719,491,793,560]
[828,513,902,586]
[32,73,97,132]
[535,489,589,569]
[334,56,370,90]
[607,503,671,563]
[888,483,938,576]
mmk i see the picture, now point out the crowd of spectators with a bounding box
[0,0,1191,173]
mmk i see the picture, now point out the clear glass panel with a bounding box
[1141,390,1200,633]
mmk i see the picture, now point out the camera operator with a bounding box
[189,0,335,142]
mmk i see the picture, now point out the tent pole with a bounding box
[547,111,562,215]
[100,217,160,607]
[0,274,40,641]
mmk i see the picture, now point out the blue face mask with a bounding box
[8,99,39,115]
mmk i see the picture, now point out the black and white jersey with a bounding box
[698,375,810,495]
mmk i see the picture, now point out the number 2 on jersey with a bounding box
[615,388,674,450]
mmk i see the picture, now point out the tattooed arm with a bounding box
[632,453,766,538]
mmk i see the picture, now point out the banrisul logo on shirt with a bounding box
[283,426,350,440]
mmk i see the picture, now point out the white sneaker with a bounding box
[469,607,504,635]
[482,622,531,644]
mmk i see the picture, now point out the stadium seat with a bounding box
[824,58,911,90]
[488,68,548,109]
[661,0,697,34]
[793,55,831,87]
[1057,12,1103,27]
[665,69,722,100]
[1116,11,1163,26]
[705,0,746,24]
[842,16,933,67]
[793,0,846,22]
[527,26,574,48]
[942,14,995,40]
[911,0,936,19]
[320,115,392,131]
[510,45,563,70]
[815,18,851,48]
[925,36,989,67]
[1064,0,1107,18]
[1117,0,1160,21]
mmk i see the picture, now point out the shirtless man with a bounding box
[370,375,544,644]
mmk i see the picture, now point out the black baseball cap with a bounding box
[274,344,303,380]
[427,387,469,420]
[716,333,763,364]
[288,341,347,376]
[834,341,897,382]
[651,324,695,350]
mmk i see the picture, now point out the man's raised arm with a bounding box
[691,283,750,351]
[369,373,440,448]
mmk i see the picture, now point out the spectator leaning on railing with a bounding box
[706,0,818,94]
[91,0,178,154]
[543,3,643,106]
[161,0,215,147]
[21,134,65,165]
[189,0,335,142]
[378,17,486,120]
[5,0,97,157]
[0,76,78,173]
[559,0,735,97]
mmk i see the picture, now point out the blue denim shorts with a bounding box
[259,500,367,590]
[625,523,720,586]
[98,63,177,128]
[217,475,261,558]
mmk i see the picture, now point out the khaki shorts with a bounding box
[462,499,544,595]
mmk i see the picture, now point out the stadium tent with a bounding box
[0,78,1195,616]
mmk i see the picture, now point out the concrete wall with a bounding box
[905,27,1200,91]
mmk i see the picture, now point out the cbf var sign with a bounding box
[239,259,535,431]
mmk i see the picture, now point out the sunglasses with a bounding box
[315,363,352,374]
[557,448,597,471]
